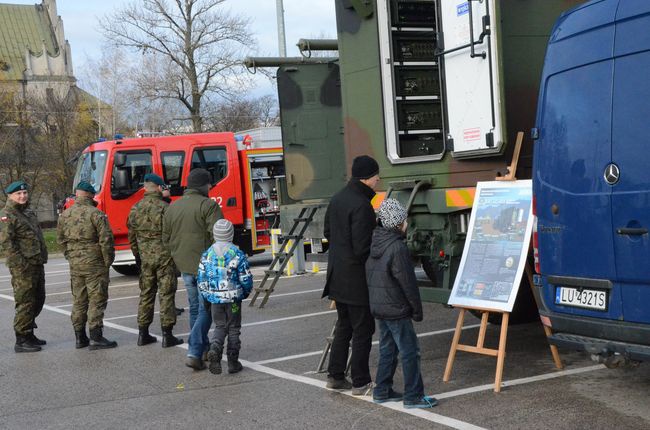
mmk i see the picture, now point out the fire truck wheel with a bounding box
[112,264,140,276]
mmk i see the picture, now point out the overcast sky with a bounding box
[8,0,337,98]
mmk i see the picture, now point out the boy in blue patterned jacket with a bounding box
[197,219,253,374]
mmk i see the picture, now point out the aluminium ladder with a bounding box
[249,205,319,308]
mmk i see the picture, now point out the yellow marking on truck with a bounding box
[446,188,476,207]
[372,192,386,209]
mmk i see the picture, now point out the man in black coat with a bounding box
[323,155,380,395]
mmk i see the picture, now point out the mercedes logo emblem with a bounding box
[604,163,620,185]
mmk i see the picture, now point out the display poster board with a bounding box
[448,180,533,312]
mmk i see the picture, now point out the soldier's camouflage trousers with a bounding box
[10,263,45,335]
[70,269,109,331]
[137,261,177,328]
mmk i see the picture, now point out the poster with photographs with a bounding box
[447,180,533,312]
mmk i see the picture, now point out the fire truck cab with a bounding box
[69,129,284,275]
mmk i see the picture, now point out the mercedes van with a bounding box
[532,0,650,365]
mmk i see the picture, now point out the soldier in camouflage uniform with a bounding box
[0,180,48,353]
[57,181,117,350]
[127,174,183,348]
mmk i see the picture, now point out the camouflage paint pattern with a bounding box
[127,191,177,328]
[0,199,48,334]
[333,0,585,300]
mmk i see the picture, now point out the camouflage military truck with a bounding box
[246,0,585,321]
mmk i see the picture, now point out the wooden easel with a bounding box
[442,131,563,393]
[443,306,510,392]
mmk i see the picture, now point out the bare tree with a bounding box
[30,90,98,201]
[100,0,256,132]
[205,95,279,132]
[0,88,44,199]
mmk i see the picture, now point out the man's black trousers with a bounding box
[327,302,375,387]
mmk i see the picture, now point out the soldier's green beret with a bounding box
[4,180,28,194]
[143,173,164,186]
[75,181,96,194]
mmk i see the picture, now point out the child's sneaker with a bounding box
[404,396,438,409]
[373,389,403,403]
[351,381,374,396]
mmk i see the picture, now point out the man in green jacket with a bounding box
[163,168,222,331]
[0,180,48,353]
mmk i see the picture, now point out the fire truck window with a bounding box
[191,147,227,186]
[111,151,152,200]
[73,150,107,194]
[161,152,185,195]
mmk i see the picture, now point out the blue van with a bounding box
[532,0,650,365]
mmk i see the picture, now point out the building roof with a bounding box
[0,3,58,80]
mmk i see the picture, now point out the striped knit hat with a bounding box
[213,219,234,242]
[378,198,408,230]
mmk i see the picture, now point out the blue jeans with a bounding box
[187,298,212,359]
[182,273,200,329]
[373,318,424,402]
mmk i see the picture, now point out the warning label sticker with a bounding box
[463,127,481,142]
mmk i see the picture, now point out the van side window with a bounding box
[111,150,153,200]
[161,151,185,196]
[191,147,227,186]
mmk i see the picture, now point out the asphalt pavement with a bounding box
[1,255,649,429]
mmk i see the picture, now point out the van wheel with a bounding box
[468,276,539,325]
[112,264,140,276]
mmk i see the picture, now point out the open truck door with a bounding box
[439,0,503,157]
[277,62,347,201]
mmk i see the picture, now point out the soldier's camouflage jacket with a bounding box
[127,191,173,266]
[57,196,114,270]
[0,199,48,268]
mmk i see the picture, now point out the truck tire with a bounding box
[420,257,439,288]
[112,264,140,276]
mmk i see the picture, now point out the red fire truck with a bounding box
[68,129,284,275]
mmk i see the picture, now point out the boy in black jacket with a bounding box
[365,198,438,408]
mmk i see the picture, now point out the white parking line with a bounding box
[255,324,483,365]
[0,291,605,430]
[0,269,71,281]
[434,364,605,400]
[175,309,337,337]
[242,310,336,327]
[46,282,141,297]
[54,289,187,308]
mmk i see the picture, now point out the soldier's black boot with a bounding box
[161,326,183,348]
[227,351,243,374]
[75,329,89,349]
[207,344,223,375]
[28,331,46,346]
[15,333,41,353]
[89,328,118,350]
[137,326,157,346]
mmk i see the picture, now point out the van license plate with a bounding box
[555,287,607,311]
